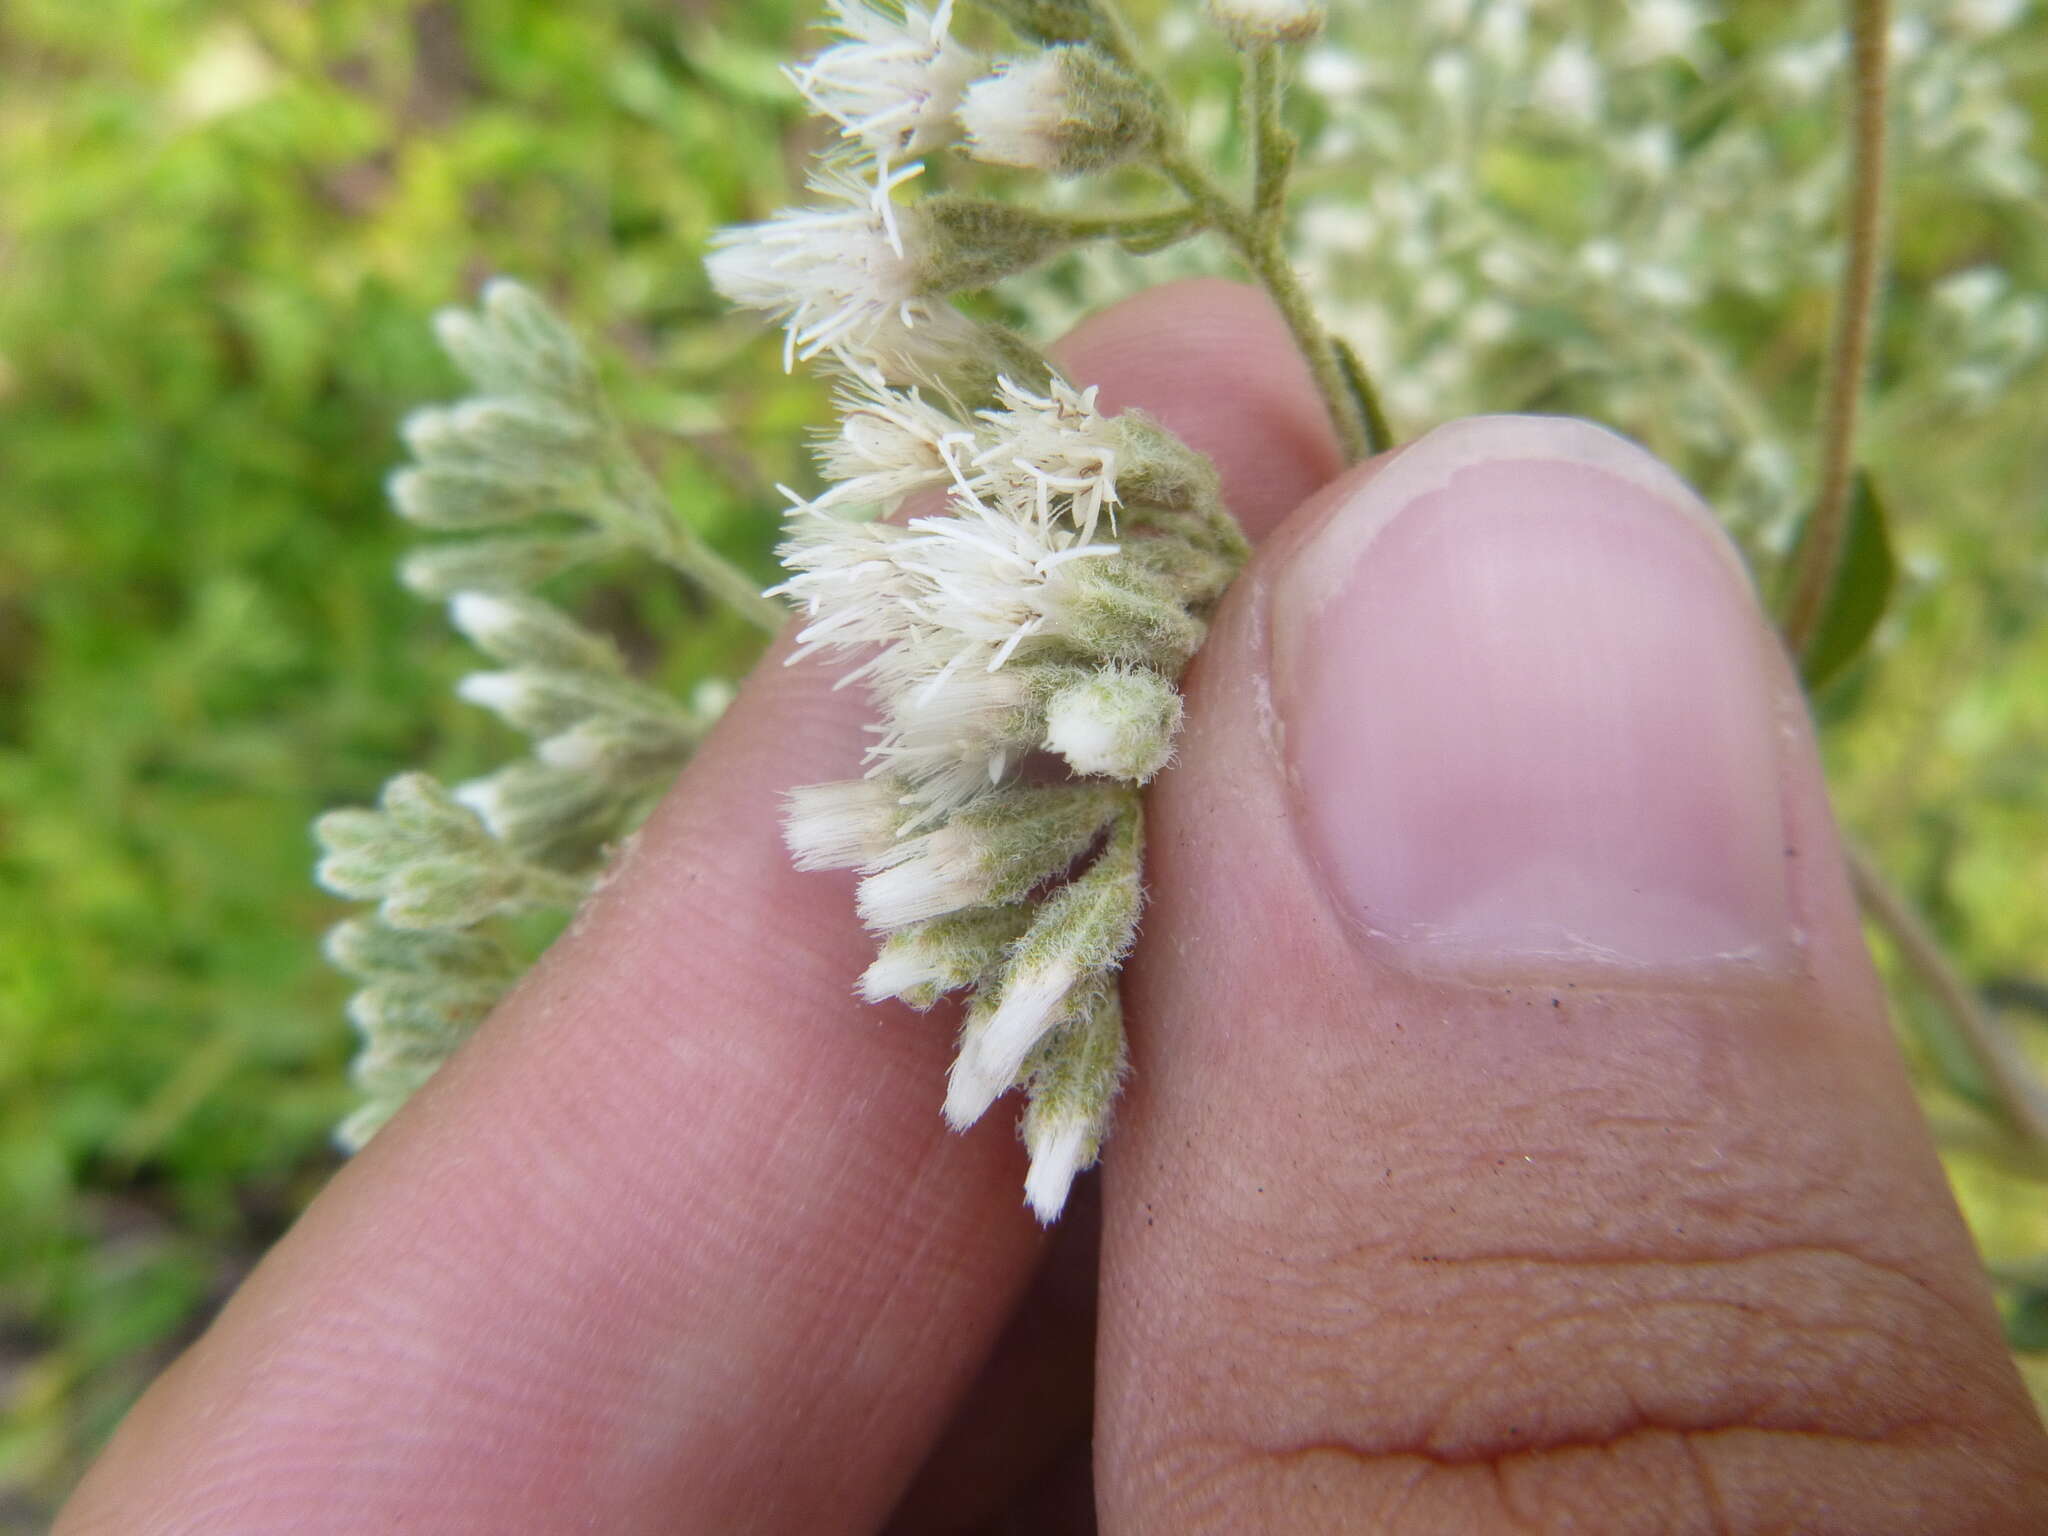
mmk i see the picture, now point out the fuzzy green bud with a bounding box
[1020,977,1126,1220]
[958,47,1159,176]
[856,783,1120,931]
[1049,556,1208,673]
[450,591,622,674]
[1207,0,1325,46]
[917,197,1078,294]
[399,531,617,596]
[861,903,1036,1008]
[944,807,1140,1130]
[1043,665,1183,782]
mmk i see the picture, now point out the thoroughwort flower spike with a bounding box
[706,0,1341,1217]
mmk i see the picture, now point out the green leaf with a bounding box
[2007,1286,2048,1353]
[1792,471,1897,692]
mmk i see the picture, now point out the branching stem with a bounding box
[610,455,785,633]
[1088,0,1385,461]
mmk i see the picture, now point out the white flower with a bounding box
[893,498,1119,670]
[1206,0,1326,46]
[1044,667,1181,782]
[706,166,947,371]
[784,778,906,870]
[773,512,918,659]
[456,670,540,719]
[1531,40,1602,126]
[1022,1108,1095,1223]
[958,56,1070,171]
[867,664,1041,808]
[958,47,1158,177]
[813,377,974,512]
[861,936,953,1003]
[788,0,979,178]
[945,956,1077,1128]
[969,376,1122,540]
[857,820,991,929]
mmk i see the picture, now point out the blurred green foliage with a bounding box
[0,0,815,1519]
[1,0,2045,1525]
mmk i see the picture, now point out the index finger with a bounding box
[58,280,1344,1536]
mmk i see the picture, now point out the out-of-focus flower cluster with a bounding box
[315,284,738,1146]
[1024,0,2045,553]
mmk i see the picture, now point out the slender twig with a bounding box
[1246,44,1292,232]
[1051,205,1204,249]
[1780,0,1892,657]
[1848,841,2048,1149]
[1156,146,1376,461]
[611,456,785,632]
[1089,0,1386,461]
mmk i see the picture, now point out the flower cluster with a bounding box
[770,373,1243,1220]
[709,0,1169,383]
[1021,0,2046,553]
[707,0,1272,1219]
[316,284,747,1146]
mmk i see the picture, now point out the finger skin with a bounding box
[879,280,1350,1529]
[1098,449,2048,1533]
[58,281,1342,1536]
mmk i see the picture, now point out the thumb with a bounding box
[1098,416,2048,1533]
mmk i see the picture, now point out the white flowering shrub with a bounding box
[317,0,2048,1237]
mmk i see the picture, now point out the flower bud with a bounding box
[944,807,1139,1128]
[784,778,908,872]
[1043,665,1182,782]
[1020,979,1125,1221]
[1206,0,1325,45]
[958,46,1158,176]
[856,783,1118,931]
[915,196,1079,294]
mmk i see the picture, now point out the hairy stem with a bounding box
[1053,205,1203,250]
[1091,0,1385,461]
[1157,146,1377,461]
[1780,0,1891,657]
[610,455,785,633]
[1849,842,2048,1149]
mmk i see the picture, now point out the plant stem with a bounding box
[1053,205,1203,250]
[611,454,785,633]
[1090,0,1386,462]
[1779,0,1891,658]
[657,527,789,634]
[1848,841,2048,1149]
[1246,44,1292,232]
[1156,145,1378,462]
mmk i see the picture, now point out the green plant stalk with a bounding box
[608,452,786,633]
[1086,0,1384,461]
[1780,0,1891,658]
[1052,206,1204,249]
[1849,842,2048,1151]
[1157,145,1377,462]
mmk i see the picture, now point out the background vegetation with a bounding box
[1,0,2042,1526]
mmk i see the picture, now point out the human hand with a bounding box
[59,283,2048,1534]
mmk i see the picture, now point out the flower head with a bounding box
[1206,0,1327,47]
[969,375,1122,539]
[957,46,1158,176]
[789,1,980,177]
[707,165,951,372]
